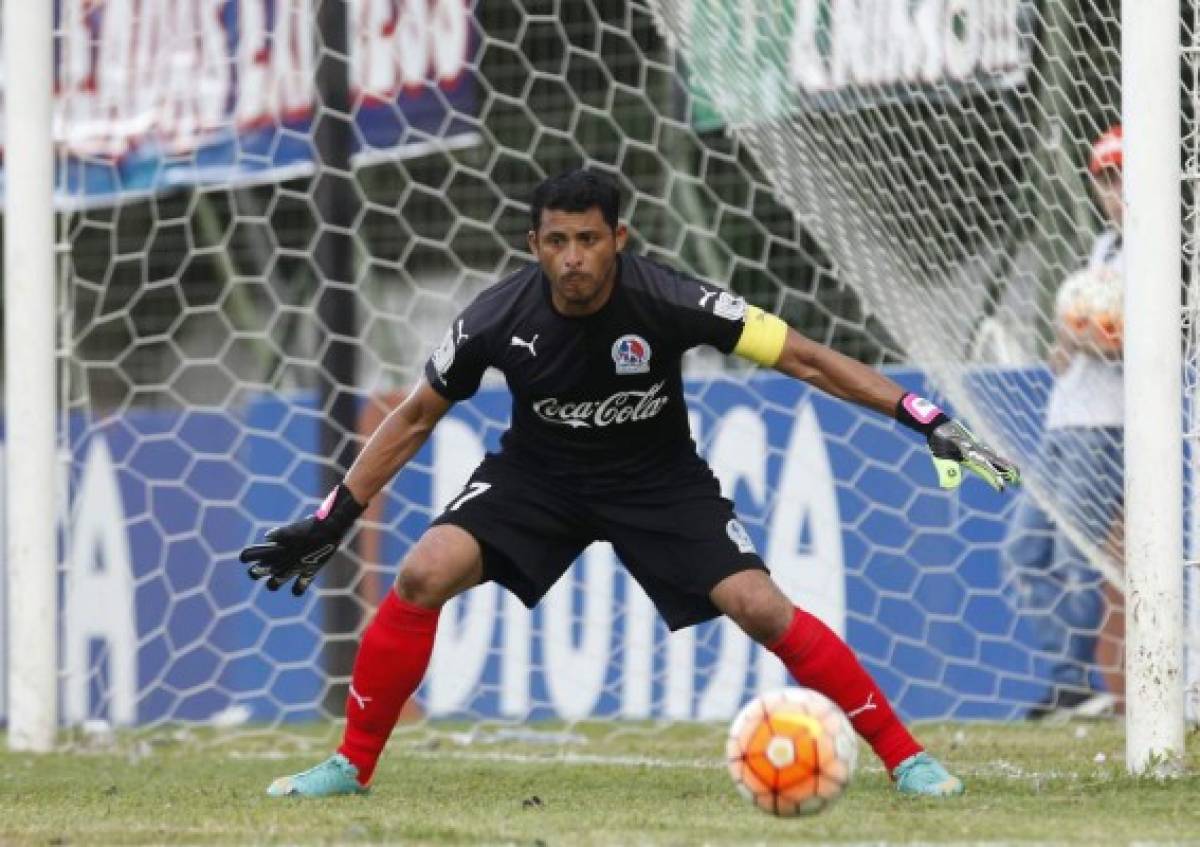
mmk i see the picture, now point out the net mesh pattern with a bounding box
[4,0,1190,742]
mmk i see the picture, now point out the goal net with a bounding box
[2,0,1193,744]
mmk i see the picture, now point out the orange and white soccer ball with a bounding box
[1055,265,1123,355]
[726,687,858,817]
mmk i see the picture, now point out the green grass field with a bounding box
[2,721,1199,845]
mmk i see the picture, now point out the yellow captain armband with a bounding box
[733,306,788,367]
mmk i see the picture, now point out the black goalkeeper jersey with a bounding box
[423,253,749,485]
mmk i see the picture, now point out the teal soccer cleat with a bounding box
[892,752,965,797]
[266,753,369,798]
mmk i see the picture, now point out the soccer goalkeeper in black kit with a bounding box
[241,169,1019,798]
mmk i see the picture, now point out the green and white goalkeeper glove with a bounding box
[239,483,365,595]
[896,393,1021,492]
[926,419,1021,491]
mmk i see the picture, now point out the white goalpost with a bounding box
[0,0,1191,775]
[1121,0,1184,775]
[3,0,58,753]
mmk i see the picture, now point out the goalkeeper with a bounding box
[1002,124,1125,719]
[240,169,1019,798]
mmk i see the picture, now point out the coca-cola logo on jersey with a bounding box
[532,381,669,429]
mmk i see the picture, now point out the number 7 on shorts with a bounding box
[446,481,492,512]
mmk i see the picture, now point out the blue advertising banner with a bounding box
[0,0,475,203]
[0,368,1074,728]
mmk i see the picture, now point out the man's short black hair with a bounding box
[530,168,620,231]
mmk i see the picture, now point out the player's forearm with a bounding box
[771,328,1019,490]
[343,387,444,503]
[773,329,903,417]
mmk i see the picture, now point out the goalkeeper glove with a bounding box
[926,419,1021,491]
[239,483,365,596]
[896,393,1021,492]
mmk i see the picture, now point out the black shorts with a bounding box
[431,453,766,630]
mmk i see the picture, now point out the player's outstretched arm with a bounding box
[742,316,1020,491]
[239,380,451,594]
[342,379,452,503]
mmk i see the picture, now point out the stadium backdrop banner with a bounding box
[680,0,1030,131]
[1,369,1076,727]
[0,0,475,202]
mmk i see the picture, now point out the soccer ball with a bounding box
[1055,265,1123,355]
[726,687,858,817]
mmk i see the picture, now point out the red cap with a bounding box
[1089,124,1122,174]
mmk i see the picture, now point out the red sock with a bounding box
[768,607,921,772]
[337,590,440,785]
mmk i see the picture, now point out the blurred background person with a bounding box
[1002,124,1124,719]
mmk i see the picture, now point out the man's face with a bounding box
[529,207,628,314]
[1092,168,1124,229]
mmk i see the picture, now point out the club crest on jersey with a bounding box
[612,334,651,375]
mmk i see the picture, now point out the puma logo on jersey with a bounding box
[348,684,373,711]
[698,287,717,308]
[510,334,539,357]
[847,693,877,719]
